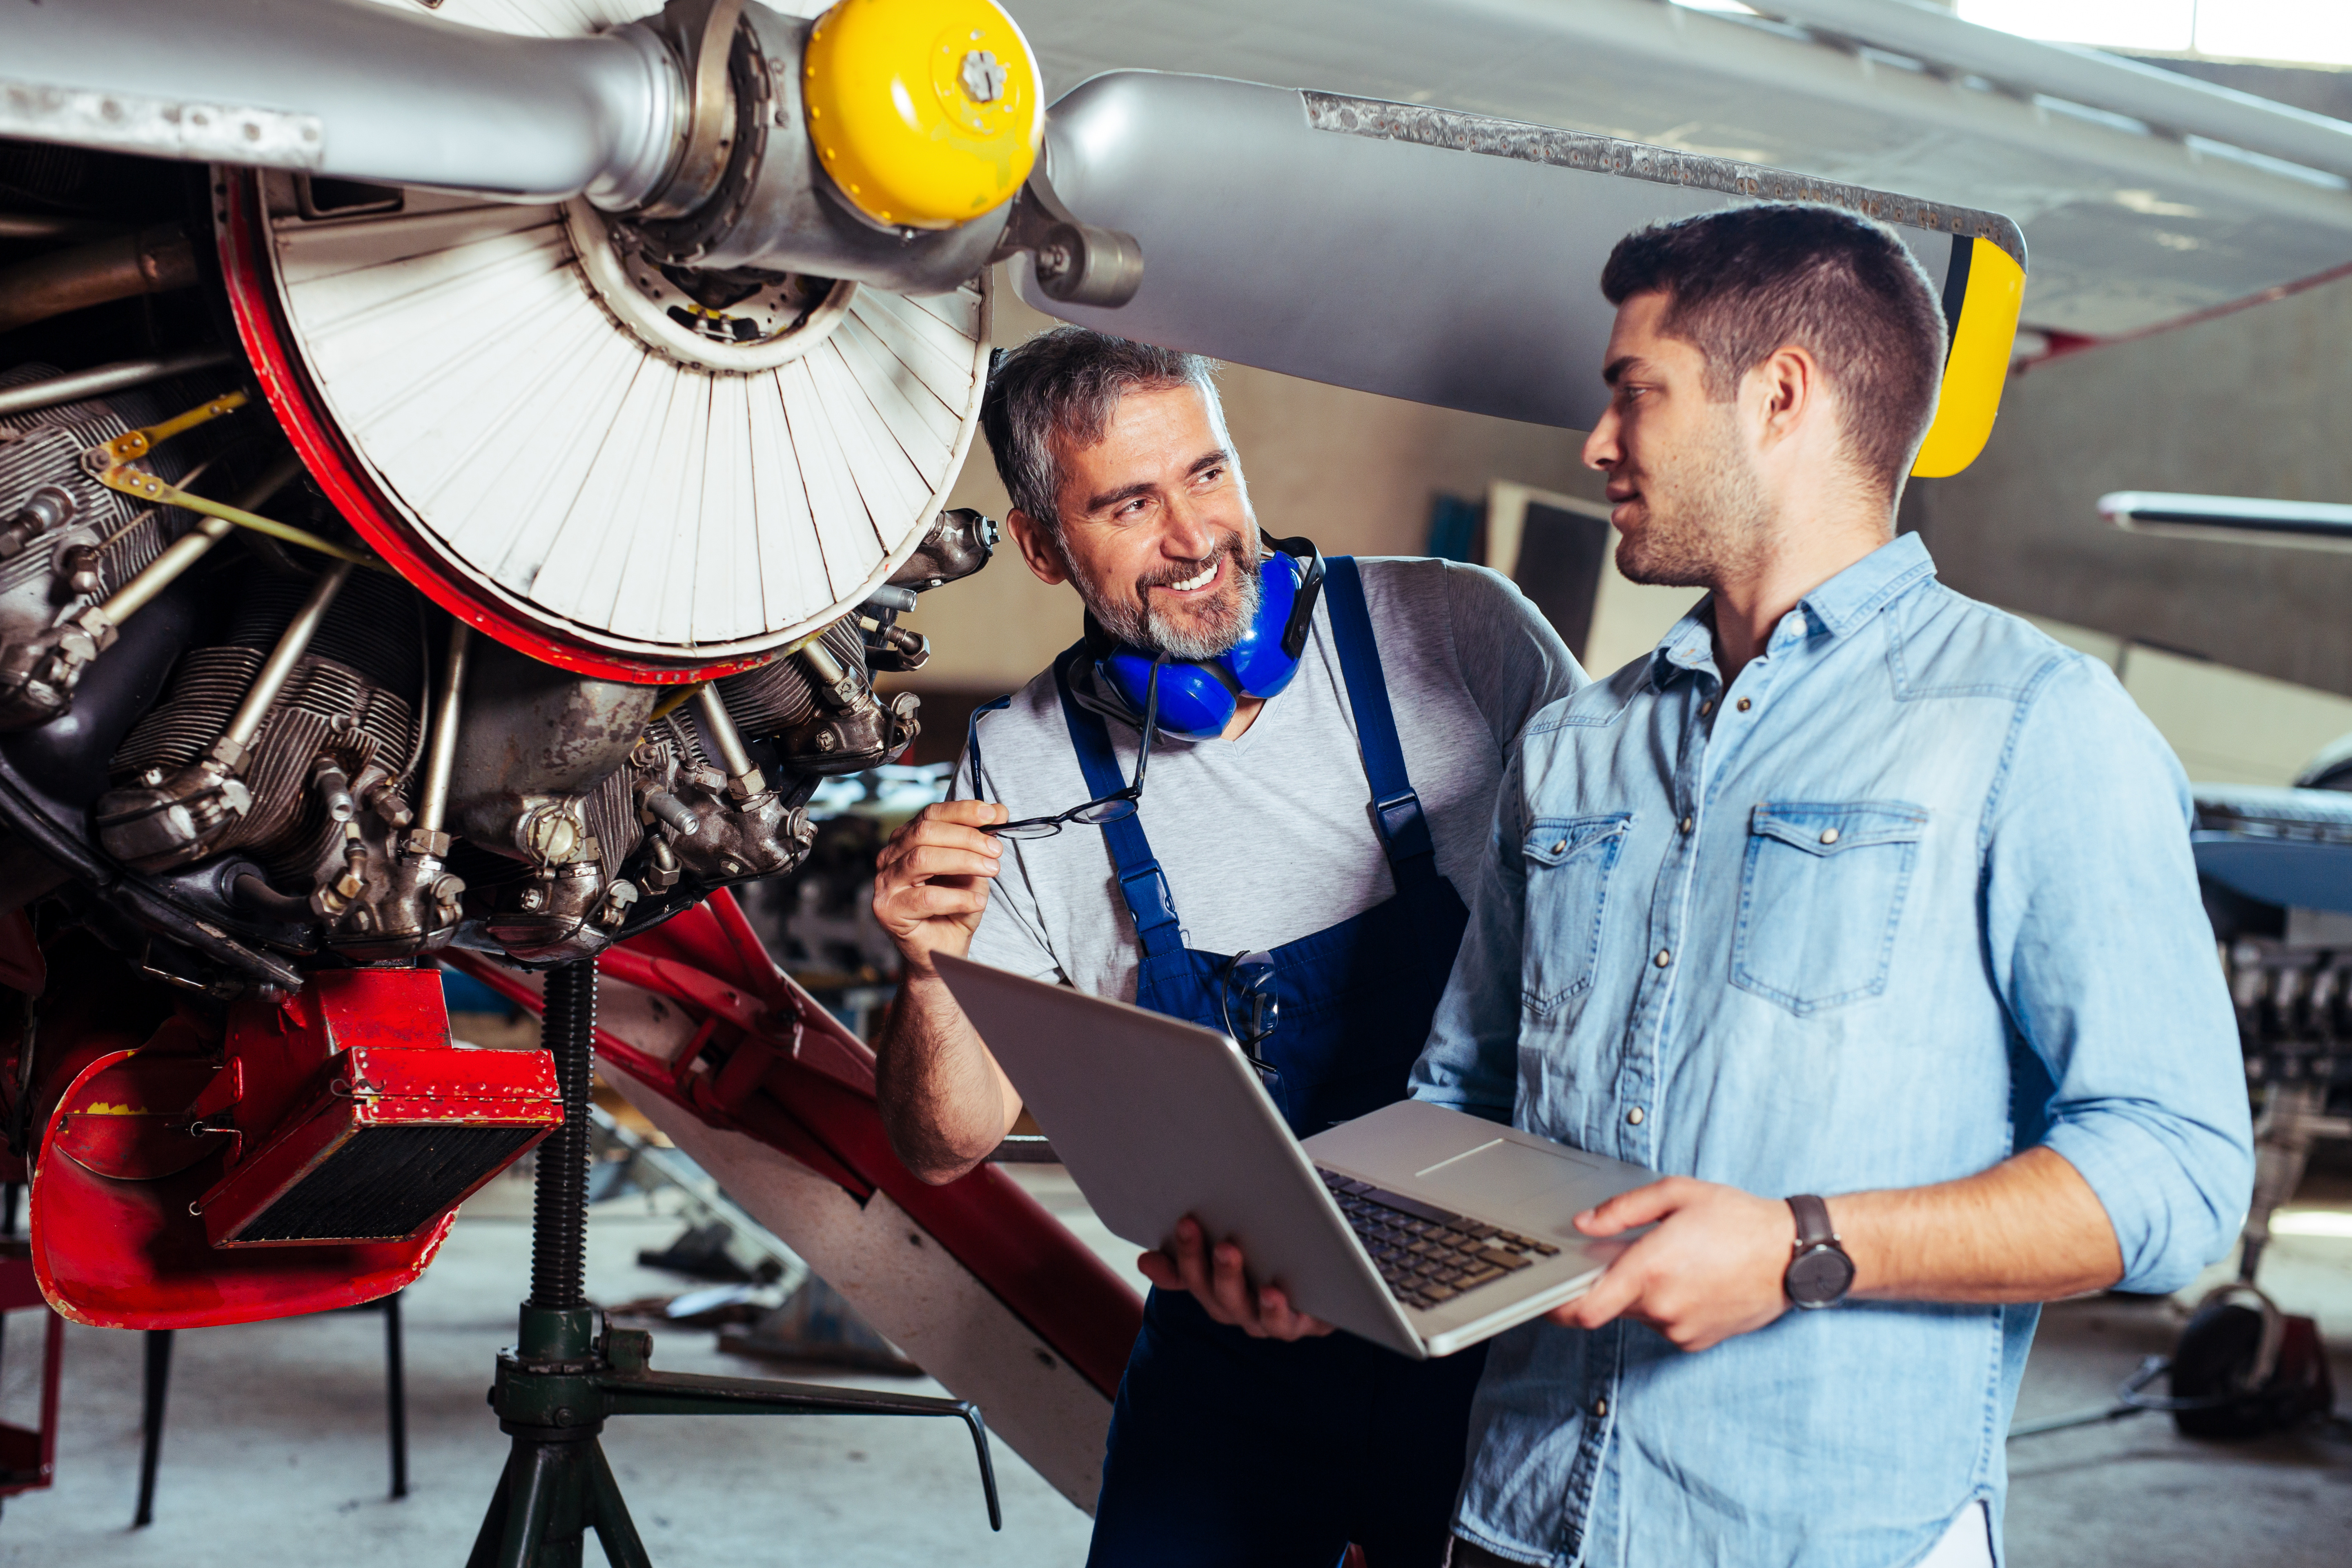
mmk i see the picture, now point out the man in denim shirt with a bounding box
[1412,205,2254,1568]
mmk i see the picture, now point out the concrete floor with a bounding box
[0,1178,1095,1568]
[0,1164,2345,1566]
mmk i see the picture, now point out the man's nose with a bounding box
[1582,407,1621,473]
[1162,492,1222,559]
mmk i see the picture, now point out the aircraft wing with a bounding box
[1004,0,2352,344]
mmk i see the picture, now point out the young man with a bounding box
[1411,206,2254,1568]
[870,327,1580,1565]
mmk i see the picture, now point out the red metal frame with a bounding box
[22,952,549,1330]
[445,891,1146,1401]
[213,172,770,686]
[197,970,559,1250]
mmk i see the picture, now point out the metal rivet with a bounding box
[1820,828,1840,846]
[1626,1107,1645,1126]
[1654,949,1671,968]
[1737,697,1753,711]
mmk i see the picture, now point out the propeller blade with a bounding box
[0,0,675,202]
[1023,72,2025,453]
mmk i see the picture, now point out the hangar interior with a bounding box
[0,0,2349,1565]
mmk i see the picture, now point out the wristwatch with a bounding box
[1783,1194,1854,1310]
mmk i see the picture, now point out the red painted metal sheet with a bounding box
[24,945,531,1327]
[30,1047,460,1329]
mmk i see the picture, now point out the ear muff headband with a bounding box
[1098,536,1324,741]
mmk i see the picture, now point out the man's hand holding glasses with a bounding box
[874,656,1165,977]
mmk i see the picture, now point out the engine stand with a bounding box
[466,960,1000,1568]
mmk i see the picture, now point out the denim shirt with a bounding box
[1410,535,2253,1568]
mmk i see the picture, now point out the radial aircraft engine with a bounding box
[0,0,2022,1415]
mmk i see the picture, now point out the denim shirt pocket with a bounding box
[1521,813,1633,1014]
[1732,801,1928,1016]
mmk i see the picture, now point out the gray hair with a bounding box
[980,326,1225,537]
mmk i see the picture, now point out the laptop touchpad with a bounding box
[1414,1138,1600,1211]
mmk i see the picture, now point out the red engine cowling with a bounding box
[10,920,557,1329]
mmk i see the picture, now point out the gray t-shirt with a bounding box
[956,557,1582,1002]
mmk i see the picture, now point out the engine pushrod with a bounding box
[0,347,241,421]
[219,559,354,751]
[416,621,470,835]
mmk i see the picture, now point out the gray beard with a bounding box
[1614,407,1776,591]
[1074,535,1263,660]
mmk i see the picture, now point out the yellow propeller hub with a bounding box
[803,0,1042,232]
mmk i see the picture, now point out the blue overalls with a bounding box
[1062,558,1487,1568]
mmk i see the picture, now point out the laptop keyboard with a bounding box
[1317,1169,1561,1311]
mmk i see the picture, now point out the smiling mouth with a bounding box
[1158,558,1221,595]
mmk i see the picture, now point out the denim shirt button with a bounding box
[1653,949,1671,968]
[1679,815,1693,834]
[1626,1107,1645,1126]
[1737,697,1753,712]
[1820,827,1840,845]
[1595,1397,1610,1418]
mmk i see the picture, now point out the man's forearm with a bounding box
[1835,1145,2124,1303]
[874,971,1021,1184]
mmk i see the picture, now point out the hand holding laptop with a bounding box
[1138,1215,1336,1341]
[1545,1176,1799,1352]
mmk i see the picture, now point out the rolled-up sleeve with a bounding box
[1412,744,1534,1125]
[1983,656,2254,1293]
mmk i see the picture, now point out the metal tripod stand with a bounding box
[465,960,1000,1567]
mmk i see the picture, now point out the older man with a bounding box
[1413,205,2253,1568]
[870,327,1579,1564]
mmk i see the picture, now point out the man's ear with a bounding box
[1748,343,1822,452]
[1004,508,1068,586]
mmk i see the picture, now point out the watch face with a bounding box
[1786,1244,1855,1308]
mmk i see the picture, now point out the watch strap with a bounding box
[1788,1193,1836,1252]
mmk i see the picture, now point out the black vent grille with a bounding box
[236,1124,539,1243]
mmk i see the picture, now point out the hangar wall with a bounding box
[1911,266,2352,699]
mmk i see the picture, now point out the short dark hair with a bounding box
[980,327,1223,535]
[1600,204,1947,496]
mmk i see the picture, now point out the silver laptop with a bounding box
[935,953,1658,1360]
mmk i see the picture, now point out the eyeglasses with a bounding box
[1217,949,1283,1085]
[977,656,1162,840]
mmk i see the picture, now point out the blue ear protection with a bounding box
[1096,536,1325,741]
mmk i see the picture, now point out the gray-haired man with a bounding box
[869,326,1583,1565]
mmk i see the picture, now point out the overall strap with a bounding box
[1322,557,1435,867]
[1050,648,1186,962]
